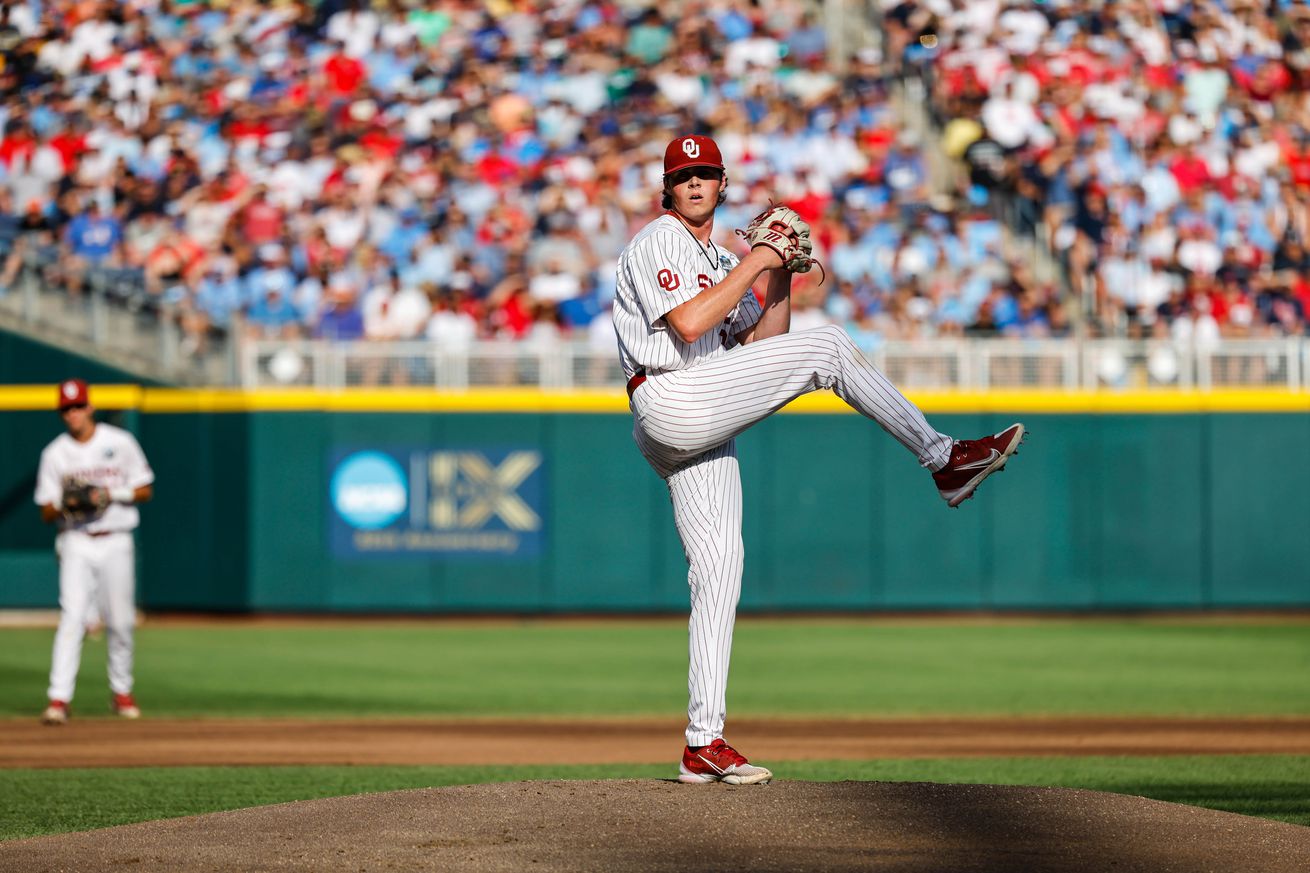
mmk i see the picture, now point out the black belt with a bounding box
[626,369,647,399]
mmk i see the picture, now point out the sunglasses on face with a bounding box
[667,167,724,186]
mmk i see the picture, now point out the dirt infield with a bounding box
[7,716,1310,768]
[4,780,1309,872]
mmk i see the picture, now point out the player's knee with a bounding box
[818,323,856,352]
[104,621,134,640]
[814,323,846,341]
[800,324,850,381]
[726,537,744,574]
[806,324,849,357]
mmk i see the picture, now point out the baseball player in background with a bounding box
[35,379,155,725]
[614,135,1025,784]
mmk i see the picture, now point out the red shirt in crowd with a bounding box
[48,131,86,171]
[1233,60,1291,102]
[241,199,284,245]
[494,290,533,338]
[1170,153,1212,192]
[1060,48,1102,87]
[228,119,272,143]
[476,151,519,187]
[323,53,366,97]
[359,127,403,160]
[1294,276,1310,317]
[1286,148,1310,188]
[0,132,34,168]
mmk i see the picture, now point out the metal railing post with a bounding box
[239,337,255,388]
[20,264,38,323]
[89,283,107,347]
[158,303,178,375]
[1064,342,1079,389]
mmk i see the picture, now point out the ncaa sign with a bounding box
[328,447,546,559]
[331,452,407,529]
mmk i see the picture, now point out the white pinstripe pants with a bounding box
[630,325,953,746]
[48,531,136,703]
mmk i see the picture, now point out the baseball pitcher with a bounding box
[35,379,155,725]
[613,135,1025,784]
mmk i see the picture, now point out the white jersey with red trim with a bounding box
[613,214,761,379]
[34,423,154,534]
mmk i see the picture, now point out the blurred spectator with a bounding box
[426,288,478,347]
[315,277,365,342]
[893,0,1310,340]
[9,0,1301,366]
[246,275,301,340]
[61,200,122,292]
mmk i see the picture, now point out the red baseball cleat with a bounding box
[678,738,772,785]
[111,692,140,719]
[932,423,1026,508]
[41,700,69,725]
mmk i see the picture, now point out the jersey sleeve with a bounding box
[728,288,764,336]
[121,432,155,489]
[627,229,706,327]
[34,446,62,508]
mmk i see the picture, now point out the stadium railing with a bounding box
[240,337,1310,391]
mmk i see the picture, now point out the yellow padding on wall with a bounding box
[0,385,1308,414]
[0,384,145,411]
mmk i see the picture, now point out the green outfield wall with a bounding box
[2,387,1307,612]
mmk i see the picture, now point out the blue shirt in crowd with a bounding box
[315,305,365,341]
[64,213,122,262]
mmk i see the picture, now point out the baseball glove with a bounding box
[61,478,106,515]
[736,203,825,281]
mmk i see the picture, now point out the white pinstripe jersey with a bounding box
[34,423,154,534]
[613,214,763,379]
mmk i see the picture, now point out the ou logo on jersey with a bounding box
[682,138,700,159]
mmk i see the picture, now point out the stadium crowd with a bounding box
[0,0,1059,365]
[886,0,1310,343]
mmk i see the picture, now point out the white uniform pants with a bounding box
[630,325,953,746]
[48,531,136,703]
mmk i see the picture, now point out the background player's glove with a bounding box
[61,479,107,515]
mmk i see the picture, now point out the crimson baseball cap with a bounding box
[57,378,89,409]
[663,134,724,175]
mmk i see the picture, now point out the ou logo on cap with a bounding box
[62,383,79,399]
[682,138,700,159]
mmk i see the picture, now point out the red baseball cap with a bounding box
[663,134,724,175]
[57,378,89,409]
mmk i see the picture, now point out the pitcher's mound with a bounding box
[4,781,1308,872]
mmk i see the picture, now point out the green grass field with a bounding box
[2,618,1307,718]
[3,617,1308,842]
